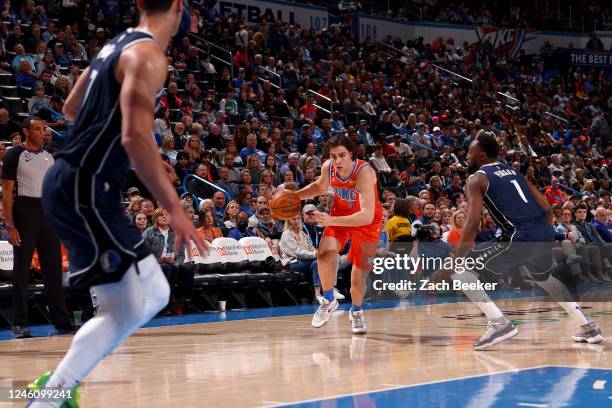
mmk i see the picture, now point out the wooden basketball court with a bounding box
[1,294,611,407]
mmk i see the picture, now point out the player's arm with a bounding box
[2,179,19,246]
[296,159,330,201]
[319,165,377,227]
[117,46,175,207]
[117,44,207,255]
[62,67,90,122]
[525,179,553,225]
[454,172,487,258]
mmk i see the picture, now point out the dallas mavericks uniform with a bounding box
[470,162,555,277]
[42,29,162,289]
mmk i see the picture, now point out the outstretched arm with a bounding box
[62,67,90,122]
[454,172,487,258]
[118,45,177,212]
[117,43,207,255]
[296,160,331,200]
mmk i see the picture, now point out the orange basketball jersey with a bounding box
[329,159,383,224]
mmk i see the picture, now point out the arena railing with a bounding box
[373,40,418,65]
[431,63,475,89]
[30,102,73,141]
[187,32,234,78]
[307,89,332,115]
[544,111,569,127]
[183,173,231,203]
[496,91,521,113]
[257,66,281,89]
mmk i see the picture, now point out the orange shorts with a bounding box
[323,224,380,270]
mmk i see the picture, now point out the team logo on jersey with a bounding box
[97,43,116,61]
[334,187,358,208]
[348,179,356,186]
[100,250,121,273]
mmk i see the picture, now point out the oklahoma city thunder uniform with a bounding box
[470,162,555,278]
[42,29,163,289]
[323,159,383,270]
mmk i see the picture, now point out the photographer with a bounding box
[415,223,453,276]
[411,202,436,238]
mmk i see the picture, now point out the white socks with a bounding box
[535,275,590,326]
[452,271,504,321]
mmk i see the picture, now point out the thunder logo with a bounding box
[334,187,358,208]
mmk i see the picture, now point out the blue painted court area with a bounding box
[280,366,612,408]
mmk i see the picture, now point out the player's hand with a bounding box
[169,208,209,261]
[8,227,20,247]
[161,161,177,183]
[314,210,333,227]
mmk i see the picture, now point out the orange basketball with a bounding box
[270,190,301,220]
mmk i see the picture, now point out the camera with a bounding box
[414,223,437,241]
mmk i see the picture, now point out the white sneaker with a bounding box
[312,297,339,328]
[333,287,345,301]
[349,310,367,334]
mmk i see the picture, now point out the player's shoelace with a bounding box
[319,302,332,312]
[352,312,365,329]
[481,319,505,339]
[314,298,333,316]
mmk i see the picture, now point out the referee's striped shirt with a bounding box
[2,144,54,198]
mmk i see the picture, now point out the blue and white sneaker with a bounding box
[349,310,367,335]
[312,297,338,328]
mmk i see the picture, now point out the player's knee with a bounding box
[138,255,171,311]
[153,274,171,311]
[350,271,364,288]
[317,248,337,264]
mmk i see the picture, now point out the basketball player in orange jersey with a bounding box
[296,136,383,334]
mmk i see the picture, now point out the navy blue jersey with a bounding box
[476,162,547,235]
[55,28,163,187]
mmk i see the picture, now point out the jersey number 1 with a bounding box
[510,180,528,203]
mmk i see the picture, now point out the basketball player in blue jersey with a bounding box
[450,131,602,349]
[26,1,207,406]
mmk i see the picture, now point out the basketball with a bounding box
[270,190,302,220]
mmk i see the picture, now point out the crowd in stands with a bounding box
[0,1,610,314]
[304,0,612,32]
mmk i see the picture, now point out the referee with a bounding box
[2,117,73,338]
